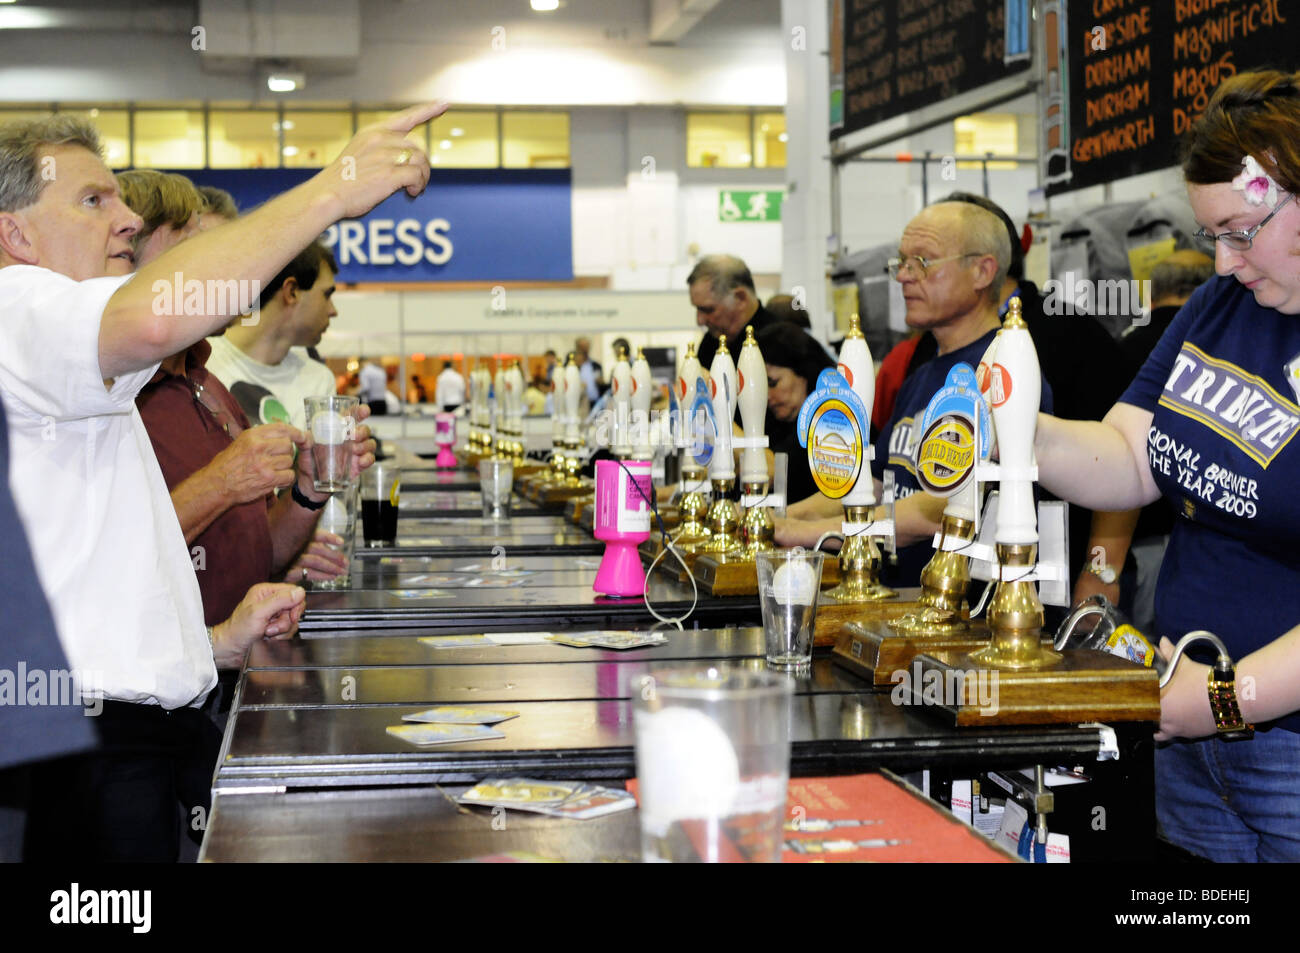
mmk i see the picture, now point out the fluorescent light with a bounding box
[449,127,464,137]
[531,0,559,10]
[778,132,788,142]
[282,146,300,157]
[439,139,452,149]
[267,72,305,93]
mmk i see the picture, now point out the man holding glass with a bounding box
[0,102,447,860]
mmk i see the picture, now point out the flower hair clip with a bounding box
[1233,155,1281,207]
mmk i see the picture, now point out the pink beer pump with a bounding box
[434,412,458,468]
[593,345,653,597]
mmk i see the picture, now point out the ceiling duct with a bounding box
[197,0,361,78]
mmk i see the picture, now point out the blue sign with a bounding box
[914,363,988,497]
[796,368,871,499]
[689,378,716,468]
[182,168,573,283]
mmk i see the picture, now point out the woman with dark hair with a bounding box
[1033,70,1300,862]
[753,321,836,506]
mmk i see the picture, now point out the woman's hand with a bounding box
[1154,636,1217,741]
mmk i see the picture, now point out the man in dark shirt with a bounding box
[687,254,779,371]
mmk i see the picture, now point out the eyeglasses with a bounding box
[887,252,985,280]
[1194,193,1295,250]
[191,380,244,438]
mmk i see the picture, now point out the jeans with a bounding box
[1156,728,1300,862]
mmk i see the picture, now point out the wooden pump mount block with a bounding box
[691,553,843,598]
[539,480,592,506]
[832,617,1004,684]
[904,647,1160,727]
[814,591,928,648]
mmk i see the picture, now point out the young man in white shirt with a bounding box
[435,360,466,411]
[205,241,341,430]
[0,103,445,860]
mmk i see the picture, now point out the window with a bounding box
[687,113,752,168]
[954,114,1019,169]
[502,112,569,169]
[282,111,352,168]
[133,109,204,168]
[61,109,130,169]
[433,110,499,168]
[754,112,787,168]
[209,110,278,169]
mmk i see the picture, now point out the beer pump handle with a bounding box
[610,347,633,456]
[632,347,653,459]
[564,357,583,446]
[708,338,737,481]
[839,314,878,508]
[677,344,701,452]
[736,326,769,486]
[988,298,1040,545]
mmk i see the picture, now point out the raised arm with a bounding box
[1034,402,1161,511]
[98,102,449,379]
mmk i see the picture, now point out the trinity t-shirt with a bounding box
[873,327,1053,587]
[205,337,337,430]
[1121,274,1300,733]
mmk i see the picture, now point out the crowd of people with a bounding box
[4,68,1300,864]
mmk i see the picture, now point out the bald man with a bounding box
[778,201,1054,586]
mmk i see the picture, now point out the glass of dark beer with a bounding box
[360,461,401,547]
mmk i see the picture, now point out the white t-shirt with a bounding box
[205,337,337,430]
[435,368,466,408]
[0,266,216,709]
[358,362,388,404]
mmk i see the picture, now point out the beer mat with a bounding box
[388,588,456,599]
[624,774,1018,863]
[546,631,667,650]
[386,723,506,746]
[458,778,636,820]
[452,852,562,863]
[419,635,493,648]
[402,706,519,725]
[417,632,554,648]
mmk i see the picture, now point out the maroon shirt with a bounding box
[136,340,274,625]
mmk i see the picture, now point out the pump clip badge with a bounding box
[914,363,988,497]
[689,377,717,468]
[796,368,868,499]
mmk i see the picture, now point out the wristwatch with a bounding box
[291,482,328,511]
[1087,562,1117,585]
[1206,662,1255,741]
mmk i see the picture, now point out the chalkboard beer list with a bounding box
[1054,0,1291,194]
[836,0,1030,139]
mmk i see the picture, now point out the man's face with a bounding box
[690,279,747,340]
[14,145,141,280]
[289,263,338,347]
[895,206,986,331]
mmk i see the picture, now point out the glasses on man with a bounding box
[191,380,244,438]
[1194,193,1295,250]
[887,252,984,280]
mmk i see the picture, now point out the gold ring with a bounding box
[396,148,413,166]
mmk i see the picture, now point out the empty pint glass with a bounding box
[306,395,359,493]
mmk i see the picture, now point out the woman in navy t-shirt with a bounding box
[1035,71,1300,862]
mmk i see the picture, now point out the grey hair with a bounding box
[686,254,755,299]
[0,115,103,213]
[1150,249,1215,304]
[931,201,1011,305]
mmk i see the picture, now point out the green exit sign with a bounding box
[719,190,783,222]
